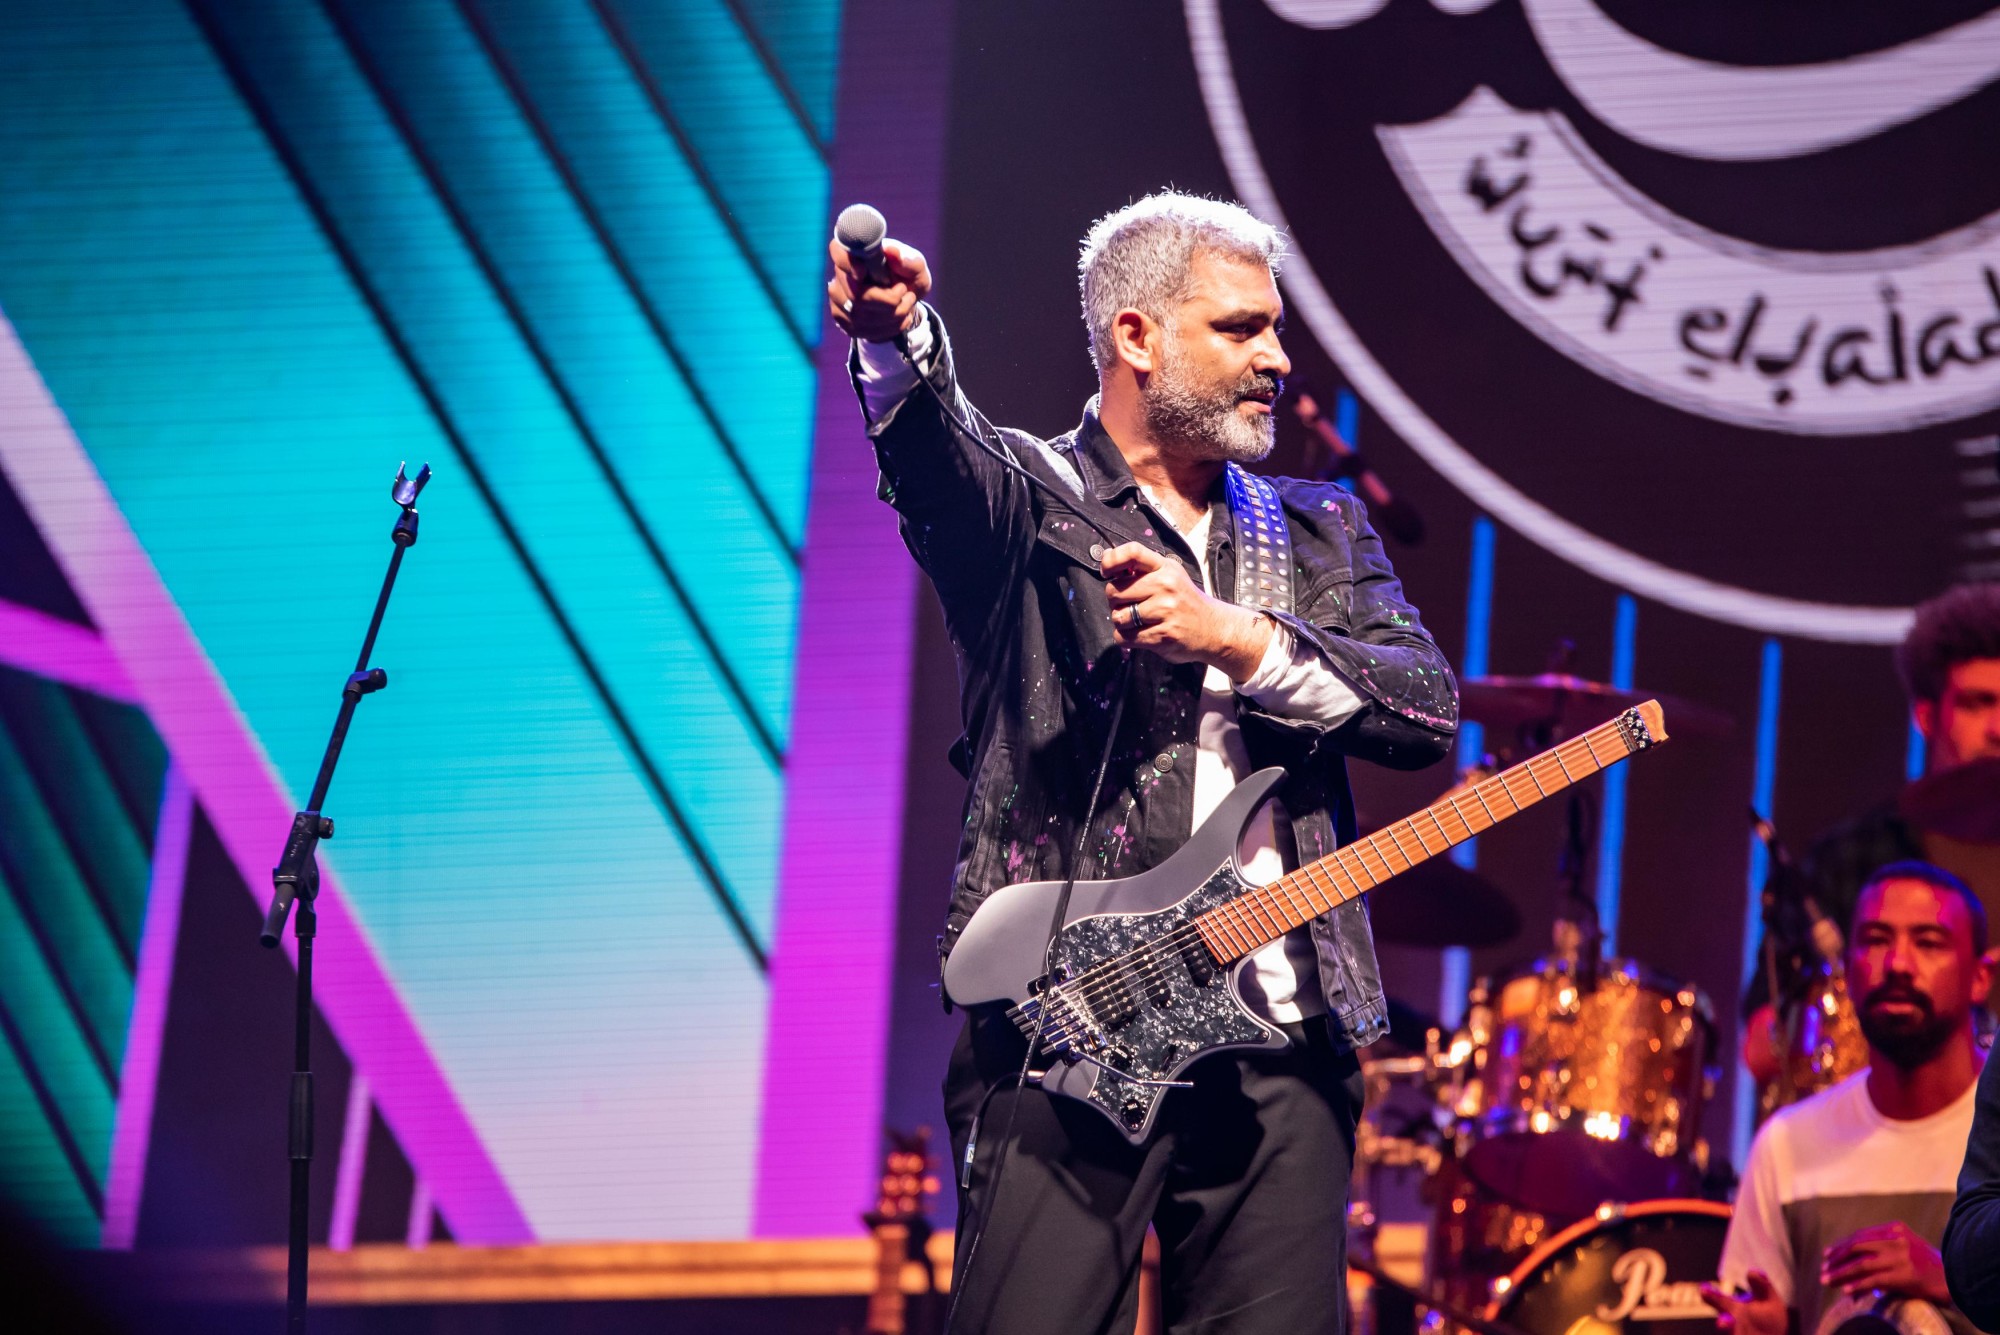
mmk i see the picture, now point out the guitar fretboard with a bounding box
[1193,703,1664,963]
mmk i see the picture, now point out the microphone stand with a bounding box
[259,462,431,1334]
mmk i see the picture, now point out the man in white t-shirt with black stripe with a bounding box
[1704,862,1992,1335]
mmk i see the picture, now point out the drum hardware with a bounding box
[1358,1053,1449,1175]
[1347,1252,1536,1335]
[1749,809,1868,1117]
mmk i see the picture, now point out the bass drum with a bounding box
[1485,1200,1729,1335]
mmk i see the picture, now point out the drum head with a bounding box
[1490,1201,1729,1335]
[1465,1132,1703,1221]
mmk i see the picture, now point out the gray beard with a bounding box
[1141,342,1276,464]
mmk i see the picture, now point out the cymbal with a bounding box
[1361,853,1522,950]
[1459,673,1734,738]
[1900,757,2000,844]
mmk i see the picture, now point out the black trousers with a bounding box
[944,1008,1366,1335]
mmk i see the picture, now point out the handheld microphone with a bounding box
[1291,388,1425,545]
[834,202,894,288]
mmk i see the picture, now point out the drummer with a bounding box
[1704,863,1990,1335]
[1747,582,2000,1077]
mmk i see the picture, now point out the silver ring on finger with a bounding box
[1126,604,1143,632]
[841,298,854,314]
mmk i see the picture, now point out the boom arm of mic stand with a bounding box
[258,468,422,947]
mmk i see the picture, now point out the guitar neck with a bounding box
[1194,701,1666,963]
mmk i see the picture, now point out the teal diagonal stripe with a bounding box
[193,0,788,935]
[590,0,829,342]
[728,0,840,148]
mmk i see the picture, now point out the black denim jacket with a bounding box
[858,310,1459,1050]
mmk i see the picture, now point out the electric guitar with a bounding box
[943,703,1668,1142]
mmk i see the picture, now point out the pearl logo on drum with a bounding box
[1598,1247,1715,1323]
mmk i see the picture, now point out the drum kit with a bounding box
[1350,669,1735,1335]
[1343,669,2000,1335]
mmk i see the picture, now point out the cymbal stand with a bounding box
[1516,664,1603,982]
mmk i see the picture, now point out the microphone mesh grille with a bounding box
[834,203,887,251]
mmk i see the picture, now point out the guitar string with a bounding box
[1037,730,1619,1016]
[1032,783,1576,1055]
[1035,723,1636,1029]
[1022,725,1633,1033]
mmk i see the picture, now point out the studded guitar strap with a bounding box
[1222,462,1295,617]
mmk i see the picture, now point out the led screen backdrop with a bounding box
[7,0,2000,1260]
[0,0,847,1244]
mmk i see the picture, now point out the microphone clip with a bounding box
[391,461,431,548]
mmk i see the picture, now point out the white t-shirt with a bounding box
[1719,1068,1981,1335]
[1174,504,1361,1023]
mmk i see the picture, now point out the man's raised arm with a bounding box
[827,236,1030,619]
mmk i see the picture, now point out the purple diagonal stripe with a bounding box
[0,598,139,703]
[100,762,192,1250]
[0,309,533,1244]
[327,1072,372,1252]
[754,0,956,1236]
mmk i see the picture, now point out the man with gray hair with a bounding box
[829,191,1457,1334]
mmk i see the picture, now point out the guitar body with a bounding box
[943,770,1293,1143]
[941,703,1669,1147]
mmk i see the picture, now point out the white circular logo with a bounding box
[1188,0,2000,642]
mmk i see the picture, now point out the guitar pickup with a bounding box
[1129,942,1174,1007]
[1178,937,1217,987]
[1099,965,1140,1027]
